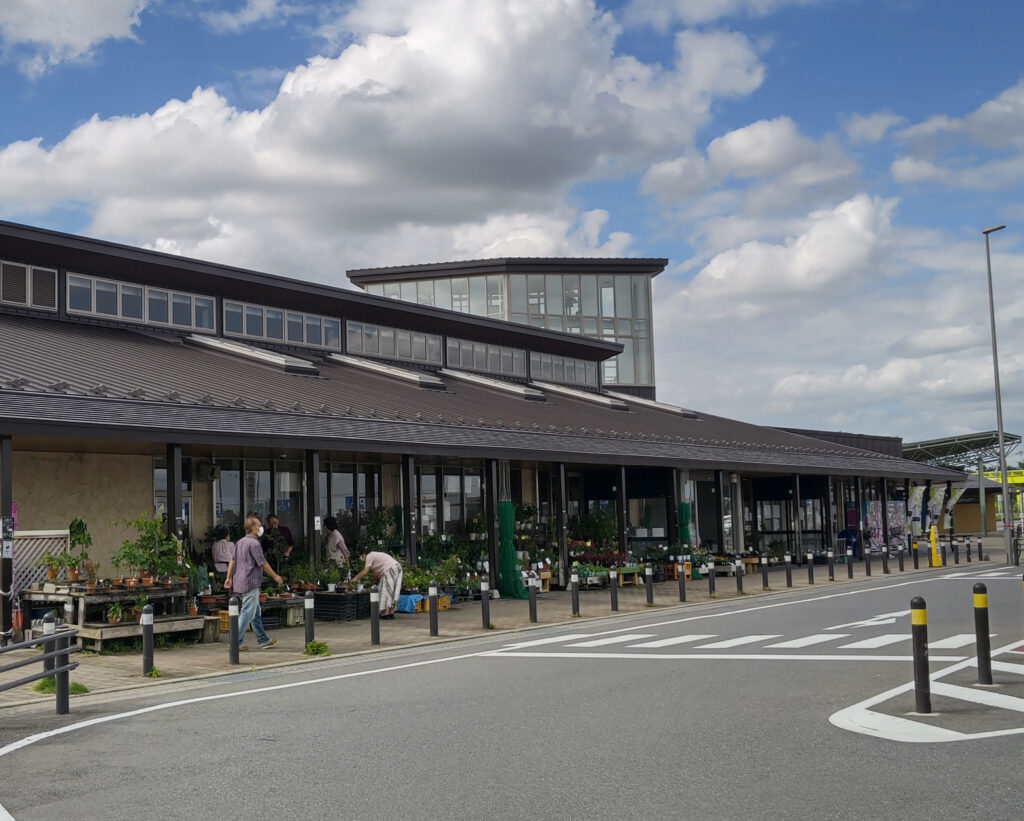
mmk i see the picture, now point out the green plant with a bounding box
[304,639,329,656]
[81,559,100,583]
[317,563,342,585]
[365,506,397,545]
[145,667,162,678]
[34,551,63,575]
[187,563,208,596]
[68,516,92,563]
[133,592,149,612]
[32,676,89,695]
[58,551,80,573]
[113,512,180,578]
[106,601,125,621]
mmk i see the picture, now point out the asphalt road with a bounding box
[2,564,1022,820]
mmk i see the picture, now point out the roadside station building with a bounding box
[0,221,961,624]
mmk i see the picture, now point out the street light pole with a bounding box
[982,224,1016,566]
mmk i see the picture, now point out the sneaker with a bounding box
[239,645,249,652]
[258,638,278,649]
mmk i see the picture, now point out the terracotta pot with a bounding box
[46,568,58,580]
[85,583,97,594]
[67,568,80,581]
[107,616,121,625]
[188,606,198,617]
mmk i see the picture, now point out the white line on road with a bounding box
[992,660,1024,675]
[825,610,909,630]
[929,634,991,650]
[765,634,848,648]
[930,681,1024,713]
[566,634,656,647]
[503,634,593,648]
[489,652,968,663]
[627,635,717,648]
[839,635,908,649]
[696,635,781,649]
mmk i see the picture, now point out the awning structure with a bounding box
[903,431,1021,469]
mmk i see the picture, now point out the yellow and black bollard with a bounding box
[911,597,931,713]
[973,583,992,685]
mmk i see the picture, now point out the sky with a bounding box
[1,0,1023,449]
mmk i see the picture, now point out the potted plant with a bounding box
[82,559,100,593]
[106,601,124,625]
[133,592,149,622]
[60,550,82,582]
[34,551,63,580]
[114,512,180,583]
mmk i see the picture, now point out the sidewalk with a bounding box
[0,542,1007,710]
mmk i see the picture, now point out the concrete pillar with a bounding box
[401,455,416,564]
[485,459,499,587]
[304,450,321,563]
[616,466,628,555]
[792,474,801,559]
[557,463,569,587]
[1,436,11,644]
[166,443,183,541]
[731,473,744,554]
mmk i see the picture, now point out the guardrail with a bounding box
[0,612,80,714]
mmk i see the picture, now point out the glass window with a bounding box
[95,279,118,315]
[548,316,562,331]
[275,461,303,540]
[563,275,580,316]
[148,289,169,323]
[245,460,272,519]
[486,275,504,316]
[464,470,483,524]
[306,315,322,346]
[565,316,580,334]
[68,275,92,312]
[434,279,451,311]
[318,470,329,523]
[527,274,545,314]
[541,354,553,380]
[451,278,469,312]
[384,283,400,300]
[635,337,652,384]
[617,319,631,336]
[443,472,462,531]
[419,471,438,535]
[487,344,501,372]
[331,465,355,516]
[599,275,615,317]
[513,350,526,376]
[501,347,513,374]
[287,312,304,343]
[121,284,144,320]
[617,338,635,383]
[265,308,284,340]
[245,305,263,336]
[363,324,379,354]
[214,461,242,526]
[602,357,616,384]
[412,333,426,360]
[586,362,597,385]
[400,281,416,303]
[397,330,412,359]
[427,334,442,364]
[194,297,215,330]
[632,275,650,319]
[469,276,486,315]
[224,301,243,334]
[367,284,383,296]
[460,340,473,365]
[581,275,597,315]
[473,342,487,370]
[446,338,460,365]
[172,293,192,327]
[417,280,434,306]
[379,326,395,357]
[615,276,632,318]
[346,321,363,352]
[583,317,598,334]
[552,356,565,382]
[510,313,528,325]
[545,274,562,315]
[509,275,527,314]
[565,359,576,383]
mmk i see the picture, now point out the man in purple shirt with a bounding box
[225,514,283,651]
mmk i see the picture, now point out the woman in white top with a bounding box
[349,545,403,618]
[323,516,349,569]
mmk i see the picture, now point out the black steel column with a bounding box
[921,479,932,538]
[714,470,727,554]
[304,450,321,564]
[402,455,416,565]
[854,477,864,560]
[1,435,12,645]
[823,477,835,563]
[880,478,891,554]
[166,443,183,541]
[668,469,681,546]
[617,466,628,557]
[485,459,499,589]
[557,463,569,588]
[792,474,802,560]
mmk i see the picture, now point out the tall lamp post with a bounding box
[982,224,1016,566]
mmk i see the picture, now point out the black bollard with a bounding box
[761,554,769,591]
[141,604,154,676]
[846,549,854,579]
[865,549,872,577]
[882,545,890,574]
[897,546,904,572]
[679,558,687,602]
[912,541,920,569]
[708,561,716,598]
[784,554,792,588]
[609,568,619,611]
[973,583,993,685]
[645,563,654,605]
[481,579,491,628]
[735,560,744,594]
[429,581,439,637]
[42,612,56,675]
[952,538,960,565]
[228,595,239,665]
[966,537,972,563]
[528,575,538,623]
[977,537,983,562]
[570,569,580,616]
[370,584,380,645]
[304,590,315,646]
[807,554,815,585]
[55,631,70,716]
[911,596,931,714]
[940,539,947,567]
[827,550,835,582]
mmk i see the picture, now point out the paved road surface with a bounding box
[2,567,1021,820]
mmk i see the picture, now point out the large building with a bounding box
[0,220,960,635]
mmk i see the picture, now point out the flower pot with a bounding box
[188,606,198,617]
[107,616,121,625]
[46,568,57,580]
[67,568,80,582]
[85,583,97,594]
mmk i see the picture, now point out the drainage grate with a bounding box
[207,668,299,684]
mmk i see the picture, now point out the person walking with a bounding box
[225,514,283,650]
[348,545,402,619]
[210,524,235,587]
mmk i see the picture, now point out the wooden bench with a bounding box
[76,615,213,652]
[740,557,761,575]
[617,566,642,586]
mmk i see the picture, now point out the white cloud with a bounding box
[843,111,905,144]
[890,156,948,183]
[623,0,822,30]
[0,0,149,77]
[201,0,304,34]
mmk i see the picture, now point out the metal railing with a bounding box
[0,613,80,714]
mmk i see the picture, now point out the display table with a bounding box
[617,566,642,586]
[313,590,371,621]
[740,557,761,575]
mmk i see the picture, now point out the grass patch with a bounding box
[32,676,89,695]
[304,640,329,656]
[145,667,162,678]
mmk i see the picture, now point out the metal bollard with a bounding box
[827,550,835,582]
[977,537,983,562]
[481,579,490,628]
[865,549,872,577]
[973,583,993,685]
[370,585,380,645]
[64,601,74,630]
[846,548,854,579]
[807,554,815,585]
[228,596,239,665]
[645,563,654,605]
[429,581,439,637]
[141,604,154,676]
[42,612,56,675]
[911,596,931,714]
[707,562,716,598]
[897,546,904,572]
[570,568,580,616]
[735,560,744,594]
[952,538,960,565]
[55,632,70,716]
[609,568,618,612]
[965,537,972,563]
[784,554,792,588]
[528,576,538,623]
[940,539,947,567]
[304,591,315,645]
[761,554,769,591]
[679,557,688,602]
[912,541,920,569]
[882,546,890,575]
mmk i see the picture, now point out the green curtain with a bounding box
[678,502,691,544]
[497,500,528,599]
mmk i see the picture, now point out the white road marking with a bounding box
[839,635,907,649]
[0,800,12,821]
[929,634,991,650]
[566,634,656,647]
[930,681,1024,713]
[628,635,717,648]
[765,633,848,648]
[991,660,1024,675]
[695,635,781,648]
[503,634,592,648]
[491,651,967,663]
[826,610,909,630]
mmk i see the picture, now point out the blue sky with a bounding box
[1,0,1023,451]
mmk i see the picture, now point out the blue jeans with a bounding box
[238,587,270,647]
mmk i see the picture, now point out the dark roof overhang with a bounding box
[347,257,669,284]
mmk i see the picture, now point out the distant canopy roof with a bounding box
[903,431,1021,468]
[347,257,669,284]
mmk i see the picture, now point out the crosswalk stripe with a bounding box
[566,634,657,648]
[839,635,908,649]
[930,681,1024,713]
[504,634,593,648]
[766,633,848,649]
[930,634,991,649]
[991,660,1024,676]
[628,635,717,648]
[696,635,781,649]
